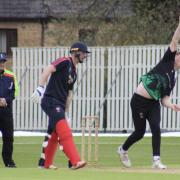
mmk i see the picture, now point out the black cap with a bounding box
[70,41,90,53]
[0,53,7,62]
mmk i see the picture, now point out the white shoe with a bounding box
[117,146,131,168]
[152,159,167,169]
[71,161,86,170]
[45,165,58,170]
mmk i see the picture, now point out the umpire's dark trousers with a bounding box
[0,108,14,166]
[123,93,161,156]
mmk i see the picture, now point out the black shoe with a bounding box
[38,158,45,168]
[5,161,16,168]
[68,160,72,168]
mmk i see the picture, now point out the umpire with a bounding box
[0,53,18,168]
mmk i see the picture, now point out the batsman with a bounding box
[32,41,90,169]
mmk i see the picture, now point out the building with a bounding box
[0,0,131,59]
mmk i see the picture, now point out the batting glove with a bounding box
[31,86,45,103]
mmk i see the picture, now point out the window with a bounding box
[0,29,17,56]
[79,29,96,46]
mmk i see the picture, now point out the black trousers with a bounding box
[123,93,161,156]
[0,110,14,166]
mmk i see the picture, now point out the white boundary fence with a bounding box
[12,45,180,132]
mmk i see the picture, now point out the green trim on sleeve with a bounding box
[4,69,19,97]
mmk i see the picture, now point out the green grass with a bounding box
[0,136,180,180]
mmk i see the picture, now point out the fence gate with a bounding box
[12,46,180,132]
[12,47,105,131]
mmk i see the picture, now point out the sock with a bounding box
[56,119,80,166]
[44,132,58,168]
[120,145,126,153]
[153,156,160,161]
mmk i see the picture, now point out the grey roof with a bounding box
[0,0,131,20]
[45,0,132,19]
[0,0,47,19]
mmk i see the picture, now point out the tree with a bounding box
[45,0,180,46]
[131,0,180,44]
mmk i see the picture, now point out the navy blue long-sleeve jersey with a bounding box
[44,57,77,108]
[0,69,18,108]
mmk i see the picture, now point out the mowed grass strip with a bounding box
[0,136,180,180]
[0,168,180,180]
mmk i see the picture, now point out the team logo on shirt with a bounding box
[8,82,13,90]
[56,107,61,113]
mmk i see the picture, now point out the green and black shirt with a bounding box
[140,47,176,100]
